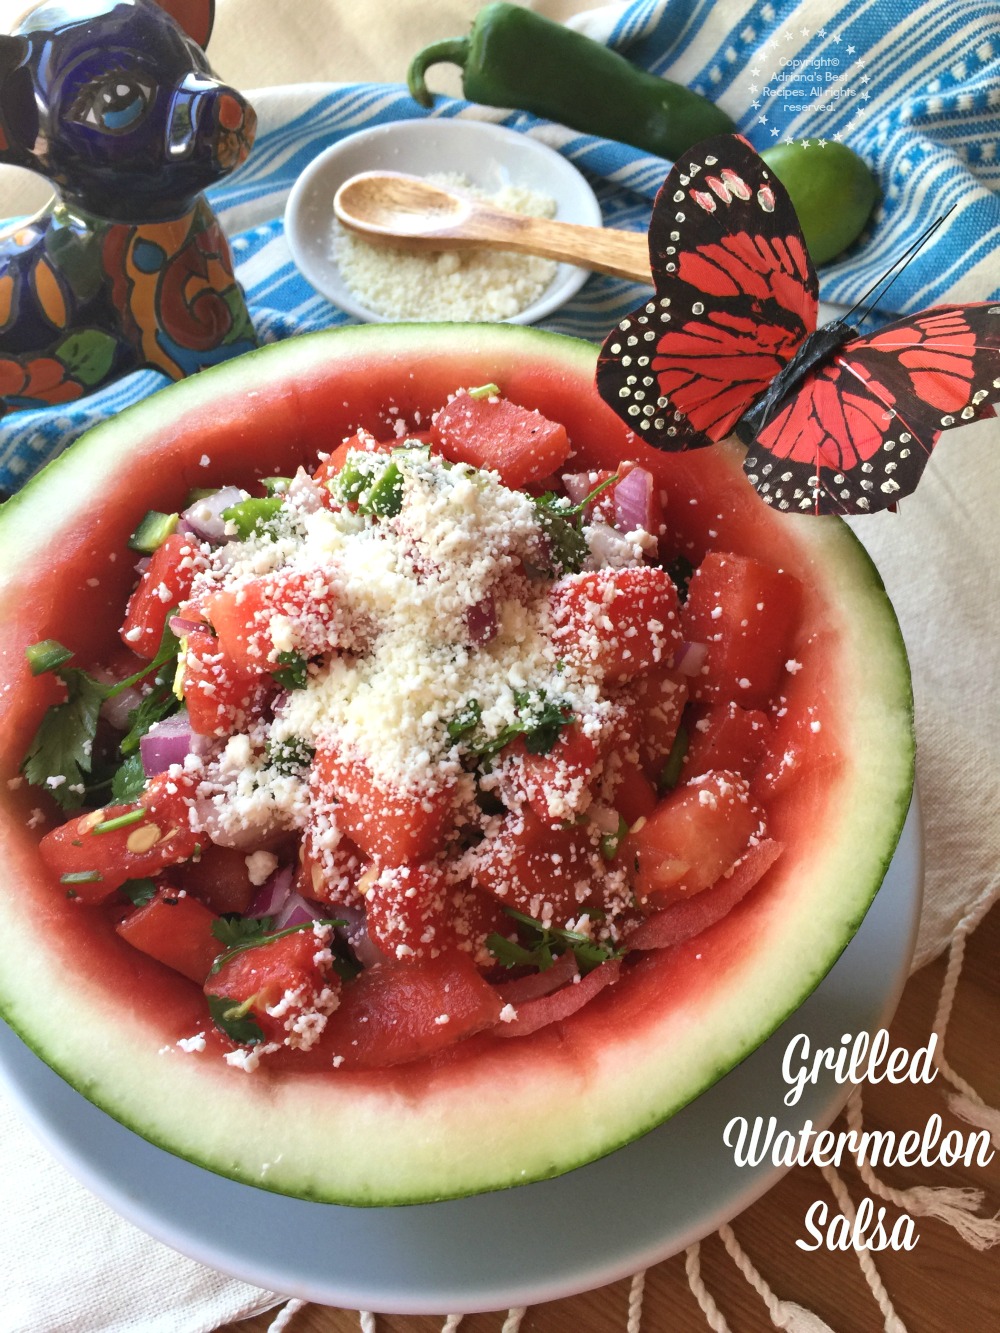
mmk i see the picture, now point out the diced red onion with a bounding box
[673,640,709,677]
[587,803,622,836]
[274,891,321,930]
[560,471,596,505]
[168,615,204,639]
[190,799,284,850]
[330,902,386,969]
[182,486,245,543]
[613,465,654,534]
[465,592,497,645]
[139,709,194,776]
[329,900,365,932]
[134,556,150,576]
[247,864,295,918]
[99,684,145,731]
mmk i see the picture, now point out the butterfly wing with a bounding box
[596,134,818,449]
[744,304,1000,514]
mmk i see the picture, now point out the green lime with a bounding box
[761,141,880,265]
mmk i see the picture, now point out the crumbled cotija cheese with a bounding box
[186,446,621,848]
[334,174,559,322]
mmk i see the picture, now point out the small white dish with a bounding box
[284,118,603,324]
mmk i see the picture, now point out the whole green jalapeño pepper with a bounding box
[407,2,735,160]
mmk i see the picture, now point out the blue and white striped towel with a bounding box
[1,0,997,492]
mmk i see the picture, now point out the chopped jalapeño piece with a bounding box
[127,510,179,553]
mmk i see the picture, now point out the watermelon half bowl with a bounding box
[0,323,914,1206]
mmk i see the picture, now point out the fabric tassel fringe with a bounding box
[844,1089,1000,1249]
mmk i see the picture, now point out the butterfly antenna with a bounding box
[842,207,956,329]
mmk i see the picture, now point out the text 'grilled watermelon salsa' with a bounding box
[0,325,913,1203]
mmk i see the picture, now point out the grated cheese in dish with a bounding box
[333,174,559,322]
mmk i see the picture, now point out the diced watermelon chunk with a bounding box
[120,533,199,659]
[503,722,604,822]
[205,927,340,1048]
[431,390,571,489]
[116,885,222,983]
[683,701,772,781]
[549,566,683,683]
[172,843,257,915]
[614,664,688,780]
[681,551,802,707]
[312,747,455,864]
[325,954,502,1067]
[364,863,507,964]
[204,569,333,675]
[629,769,762,905]
[752,699,841,799]
[624,838,784,950]
[39,771,202,898]
[180,627,265,737]
[610,755,659,825]
[472,807,605,922]
[314,428,391,486]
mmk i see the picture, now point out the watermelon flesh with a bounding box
[0,324,913,1204]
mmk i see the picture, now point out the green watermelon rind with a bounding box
[0,324,914,1205]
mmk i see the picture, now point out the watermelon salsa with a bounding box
[24,381,805,1071]
[0,326,913,1203]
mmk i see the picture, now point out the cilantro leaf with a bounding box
[22,614,180,810]
[211,914,276,951]
[515,689,574,756]
[121,877,157,907]
[21,667,107,811]
[271,651,309,690]
[532,495,589,576]
[206,993,265,1045]
[454,689,574,770]
[485,932,556,972]
[446,698,482,742]
[118,681,179,757]
[111,753,148,804]
[264,736,315,776]
[531,474,619,577]
[487,906,622,977]
[107,621,180,701]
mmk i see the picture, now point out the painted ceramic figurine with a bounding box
[0,0,257,417]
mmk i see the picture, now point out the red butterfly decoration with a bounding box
[595,134,1000,515]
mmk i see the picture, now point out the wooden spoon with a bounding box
[333,171,653,284]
